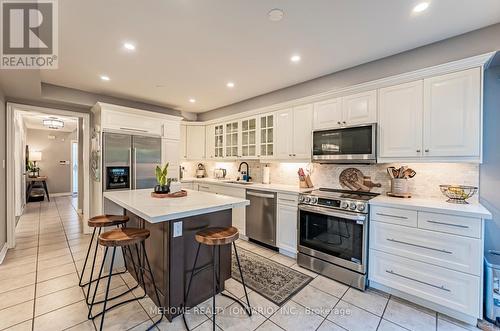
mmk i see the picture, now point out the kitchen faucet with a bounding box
[238,162,250,182]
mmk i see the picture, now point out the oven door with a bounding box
[312,124,376,163]
[298,204,367,273]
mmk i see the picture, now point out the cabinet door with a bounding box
[292,104,313,159]
[423,68,481,158]
[259,114,275,158]
[214,124,224,158]
[275,109,293,159]
[180,124,187,159]
[379,81,423,158]
[313,98,342,130]
[241,118,258,159]
[342,90,377,126]
[277,204,298,253]
[162,120,181,140]
[161,139,180,165]
[185,125,205,160]
[205,125,215,159]
[224,121,239,158]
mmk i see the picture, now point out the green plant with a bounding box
[26,161,39,173]
[155,163,169,186]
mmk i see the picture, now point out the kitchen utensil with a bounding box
[439,185,478,204]
[387,167,396,179]
[363,176,382,189]
[398,166,408,178]
[402,168,416,179]
[339,168,377,192]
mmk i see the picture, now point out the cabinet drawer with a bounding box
[418,212,481,238]
[277,193,298,206]
[370,206,417,227]
[369,250,480,317]
[370,222,481,275]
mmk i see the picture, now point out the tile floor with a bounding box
[0,197,484,331]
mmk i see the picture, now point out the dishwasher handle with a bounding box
[247,191,275,199]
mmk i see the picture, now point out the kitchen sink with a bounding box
[226,181,254,185]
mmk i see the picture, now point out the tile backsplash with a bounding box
[181,161,479,200]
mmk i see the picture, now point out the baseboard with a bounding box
[51,192,73,197]
[0,243,8,265]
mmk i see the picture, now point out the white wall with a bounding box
[0,88,6,248]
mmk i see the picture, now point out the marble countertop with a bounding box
[104,189,249,223]
[181,177,313,194]
[370,195,492,219]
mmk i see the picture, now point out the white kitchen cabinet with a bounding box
[241,117,258,159]
[275,105,313,159]
[379,81,423,158]
[214,124,224,158]
[181,182,194,190]
[224,121,239,158]
[277,193,298,254]
[342,90,377,126]
[313,98,342,130]
[180,124,187,160]
[185,125,205,160]
[161,139,180,179]
[275,108,293,159]
[259,113,275,158]
[101,108,163,136]
[161,120,181,140]
[205,125,215,159]
[423,68,481,158]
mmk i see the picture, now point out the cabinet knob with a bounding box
[337,121,341,125]
[342,121,346,124]
[293,154,296,157]
[425,149,429,153]
[416,149,421,153]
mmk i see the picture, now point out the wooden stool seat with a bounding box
[88,215,129,228]
[195,226,239,246]
[98,228,150,247]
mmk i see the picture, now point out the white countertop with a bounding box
[104,189,249,223]
[370,195,492,219]
[181,177,313,194]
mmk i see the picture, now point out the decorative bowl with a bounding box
[439,185,478,204]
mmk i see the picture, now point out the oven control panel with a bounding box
[299,194,368,213]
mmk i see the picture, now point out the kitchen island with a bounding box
[103,189,249,321]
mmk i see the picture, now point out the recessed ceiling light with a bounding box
[123,42,136,51]
[290,55,301,63]
[226,82,235,88]
[413,2,429,13]
[268,8,284,22]
[189,98,196,103]
[100,75,110,81]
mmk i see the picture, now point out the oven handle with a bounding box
[299,205,366,222]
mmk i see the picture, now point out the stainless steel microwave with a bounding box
[312,123,377,163]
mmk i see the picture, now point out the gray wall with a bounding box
[26,128,76,194]
[480,60,500,253]
[0,87,6,249]
[199,23,500,121]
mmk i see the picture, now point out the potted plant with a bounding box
[154,163,170,194]
[26,161,40,178]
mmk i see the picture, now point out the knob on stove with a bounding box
[310,196,318,204]
[357,203,366,212]
[349,202,357,210]
[298,195,305,203]
[304,196,311,203]
[340,201,349,209]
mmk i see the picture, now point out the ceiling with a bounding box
[21,112,78,133]
[28,1,500,112]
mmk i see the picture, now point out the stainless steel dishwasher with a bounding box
[245,189,277,246]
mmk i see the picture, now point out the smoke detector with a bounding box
[268,9,284,22]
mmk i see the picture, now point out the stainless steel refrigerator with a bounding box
[103,132,162,191]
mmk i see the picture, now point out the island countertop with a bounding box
[104,189,249,223]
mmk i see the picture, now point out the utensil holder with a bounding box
[391,178,409,195]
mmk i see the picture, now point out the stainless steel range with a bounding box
[297,188,379,290]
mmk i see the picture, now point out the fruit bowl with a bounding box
[439,185,478,204]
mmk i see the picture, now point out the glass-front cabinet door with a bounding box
[225,121,239,158]
[260,114,274,157]
[214,124,224,158]
[241,118,257,158]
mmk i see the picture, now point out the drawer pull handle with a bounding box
[279,198,296,203]
[386,238,452,254]
[385,269,451,292]
[376,213,408,220]
[427,220,469,229]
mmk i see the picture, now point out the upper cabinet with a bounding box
[205,124,215,159]
[313,90,377,130]
[379,81,423,158]
[259,113,275,158]
[423,68,481,158]
[241,118,258,159]
[378,68,482,162]
[275,105,313,160]
[224,121,239,158]
[184,124,205,160]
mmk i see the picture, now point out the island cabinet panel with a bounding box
[125,209,232,321]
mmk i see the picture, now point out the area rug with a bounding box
[231,247,312,306]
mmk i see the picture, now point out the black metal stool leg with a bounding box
[212,245,217,331]
[141,241,164,330]
[233,242,252,316]
[88,246,108,319]
[85,227,102,302]
[99,247,117,331]
[183,243,201,331]
[79,227,96,287]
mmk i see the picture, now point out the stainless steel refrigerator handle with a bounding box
[128,148,132,190]
[247,191,275,199]
[133,148,137,190]
[299,204,366,222]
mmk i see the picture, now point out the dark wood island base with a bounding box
[124,209,232,322]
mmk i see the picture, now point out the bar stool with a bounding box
[79,215,136,305]
[183,226,251,331]
[88,227,163,331]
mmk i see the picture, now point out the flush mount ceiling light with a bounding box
[189,98,196,103]
[100,75,110,81]
[413,2,430,13]
[268,8,284,22]
[226,82,235,88]
[43,118,64,130]
[290,55,301,63]
[123,42,136,51]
